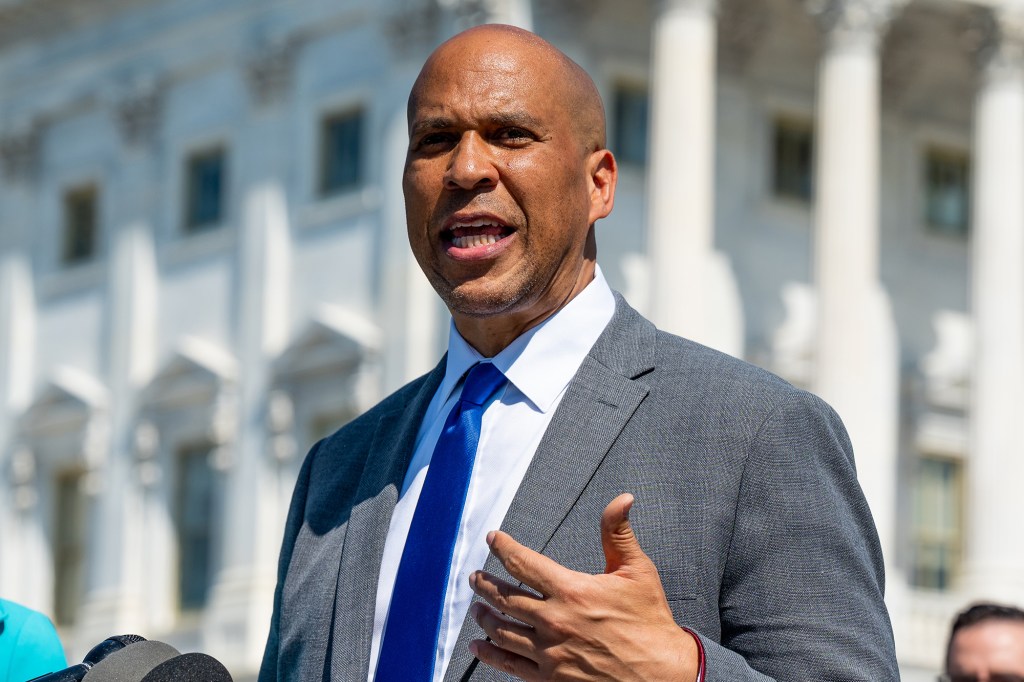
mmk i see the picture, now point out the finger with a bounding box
[470,569,544,623]
[486,530,576,597]
[600,493,649,574]
[471,602,538,660]
[470,638,540,681]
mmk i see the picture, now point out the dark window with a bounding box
[176,445,218,610]
[185,148,226,231]
[62,185,98,265]
[54,470,87,626]
[772,118,814,203]
[925,148,970,237]
[320,110,363,196]
[613,85,649,167]
[911,456,963,590]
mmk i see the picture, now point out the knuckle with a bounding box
[502,550,524,575]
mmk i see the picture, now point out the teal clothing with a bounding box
[0,599,66,682]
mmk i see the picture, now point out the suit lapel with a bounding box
[328,360,447,680]
[444,296,657,681]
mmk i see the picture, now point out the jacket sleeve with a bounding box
[259,440,320,682]
[694,390,899,681]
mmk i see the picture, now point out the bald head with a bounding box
[409,24,607,152]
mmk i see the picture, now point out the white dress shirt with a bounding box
[366,267,616,681]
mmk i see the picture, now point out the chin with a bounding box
[440,281,529,319]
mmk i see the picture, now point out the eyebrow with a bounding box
[409,111,544,136]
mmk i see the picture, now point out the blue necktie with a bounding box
[375,362,508,681]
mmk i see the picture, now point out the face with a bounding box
[947,620,1024,682]
[403,31,615,335]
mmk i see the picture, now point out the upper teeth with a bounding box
[452,218,501,229]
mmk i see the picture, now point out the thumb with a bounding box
[601,493,648,574]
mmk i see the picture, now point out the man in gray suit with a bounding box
[260,24,898,681]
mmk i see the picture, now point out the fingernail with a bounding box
[470,602,482,619]
[469,641,479,656]
[486,531,496,546]
[469,571,477,588]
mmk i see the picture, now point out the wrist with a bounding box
[678,626,705,682]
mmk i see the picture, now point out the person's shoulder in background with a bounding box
[0,598,67,682]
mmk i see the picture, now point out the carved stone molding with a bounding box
[963,5,1024,84]
[718,0,770,74]
[115,80,162,148]
[805,0,904,50]
[383,0,441,57]
[880,11,923,104]
[246,36,296,108]
[0,121,41,184]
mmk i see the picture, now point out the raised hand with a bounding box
[468,493,700,681]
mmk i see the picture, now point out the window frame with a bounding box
[318,107,365,198]
[922,145,971,239]
[769,115,815,205]
[182,145,229,234]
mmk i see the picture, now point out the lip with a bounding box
[440,212,517,261]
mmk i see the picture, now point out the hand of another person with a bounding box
[468,493,699,682]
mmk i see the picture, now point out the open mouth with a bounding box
[443,218,515,250]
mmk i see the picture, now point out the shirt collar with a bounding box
[440,266,615,413]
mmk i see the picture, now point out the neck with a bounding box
[453,262,596,357]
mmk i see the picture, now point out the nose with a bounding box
[444,132,498,191]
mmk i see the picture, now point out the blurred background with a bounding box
[1,0,1021,678]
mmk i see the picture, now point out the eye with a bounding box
[494,127,535,146]
[414,131,457,152]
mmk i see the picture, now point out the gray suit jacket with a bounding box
[260,295,898,681]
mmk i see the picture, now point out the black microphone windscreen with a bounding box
[138,653,234,682]
[81,641,180,682]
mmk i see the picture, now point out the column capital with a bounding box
[0,119,41,184]
[655,0,717,17]
[114,78,163,148]
[806,0,903,51]
[966,5,1024,84]
[245,35,296,108]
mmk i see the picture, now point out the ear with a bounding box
[586,149,617,225]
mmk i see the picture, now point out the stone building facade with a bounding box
[1,0,1021,678]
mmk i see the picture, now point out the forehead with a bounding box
[950,621,1024,671]
[410,39,563,121]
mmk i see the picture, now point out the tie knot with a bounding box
[460,362,507,407]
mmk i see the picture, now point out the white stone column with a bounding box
[646,0,743,356]
[965,6,1024,605]
[77,82,161,644]
[482,0,532,28]
[0,123,41,602]
[204,39,293,672]
[809,0,901,579]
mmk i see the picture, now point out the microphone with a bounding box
[26,635,146,681]
[81,640,180,681]
[139,653,234,681]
